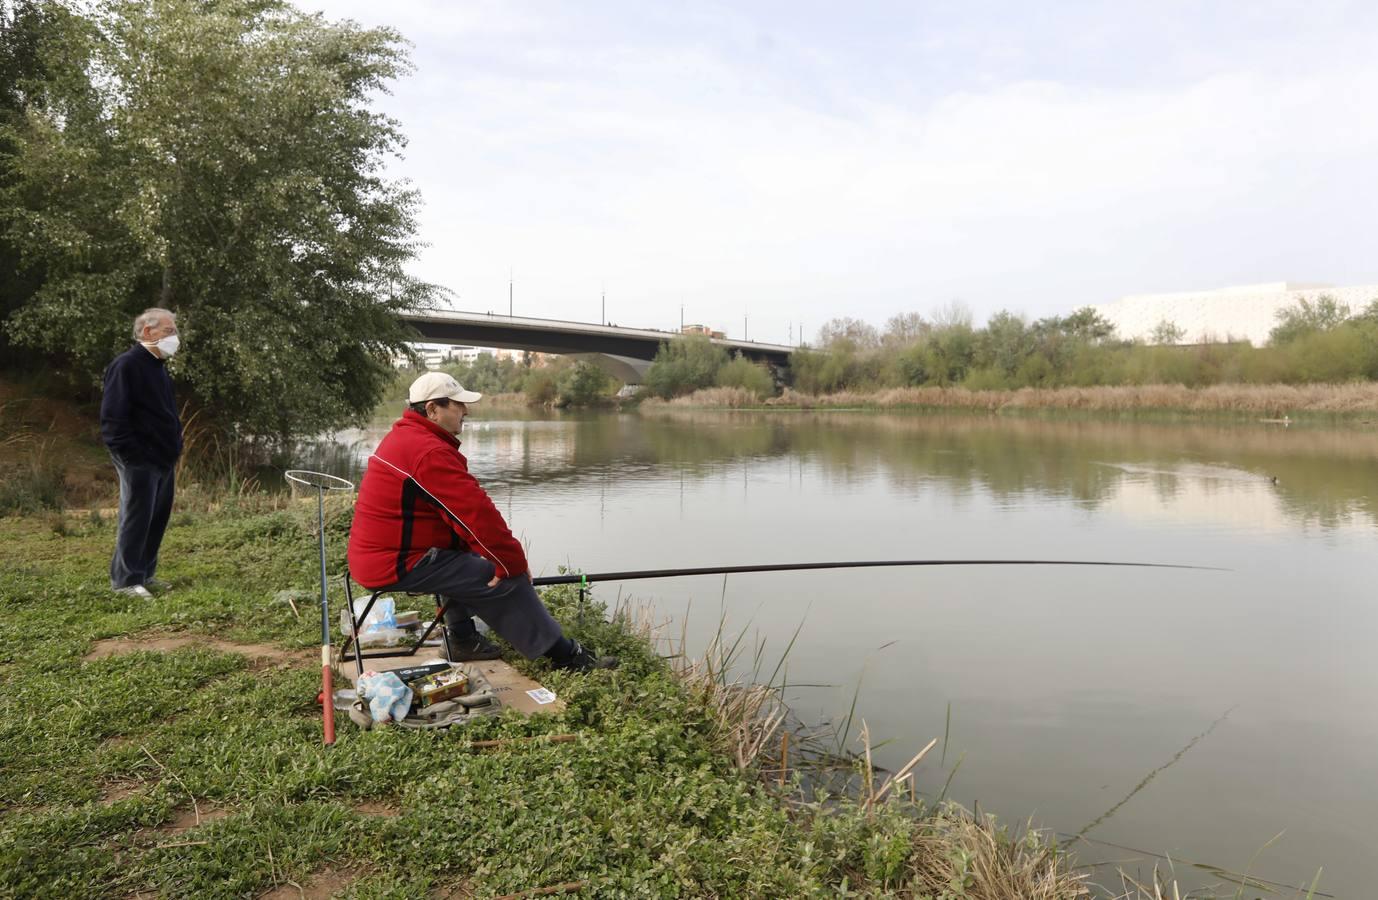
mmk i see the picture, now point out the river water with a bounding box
[310,409,1377,897]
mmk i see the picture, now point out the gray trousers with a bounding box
[110,454,175,589]
[387,549,563,659]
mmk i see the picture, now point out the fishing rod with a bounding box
[531,558,1225,587]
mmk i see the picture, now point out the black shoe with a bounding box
[447,633,503,662]
[555,638,619,672]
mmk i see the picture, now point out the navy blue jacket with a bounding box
[100,344,183,468]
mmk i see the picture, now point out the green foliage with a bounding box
[643,335,729,399]
[714,355,775,399]
[1047,307,1117,343]
[521,367,559,406]
[555,360,616,406]
[0,1,93,357]
[920,321,977,386]
[978,310,1031,379]
[1350,299,1378,327]
[1273,323,1378,382]
[438,353,530,396]
[1150,319,1186,345]
[785,300,1378,395]
[0,0,437,441]
[1269,295,1351,345]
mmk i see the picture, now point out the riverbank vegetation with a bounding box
[636,298,1378,416]
[643,381,1378,417]
[789,299,1378,395]
[0,0,433,446]
[0,498,1118,897]
[387,355,621,409]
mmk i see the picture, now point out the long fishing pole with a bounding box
[531,558,1225,587]
[285,469,355,747]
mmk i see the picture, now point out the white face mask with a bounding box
[143,334,180,358]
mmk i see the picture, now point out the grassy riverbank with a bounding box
[0,497,1106,898]
[640,382,1378,420]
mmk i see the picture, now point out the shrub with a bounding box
[556,360,615,406]
[522,368,558,406]
[1269,295,1350,345]
[961,367,1009,391]
[643,336,729,399]
[715,356,775,399]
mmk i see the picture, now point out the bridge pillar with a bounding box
[574,353,652,385]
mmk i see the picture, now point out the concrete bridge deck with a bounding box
[400,309,794,383]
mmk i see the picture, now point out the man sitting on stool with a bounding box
[346,372,614,671]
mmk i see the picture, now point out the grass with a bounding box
[0,496,1110,898]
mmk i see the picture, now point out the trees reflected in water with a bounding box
[332,411,1378,533]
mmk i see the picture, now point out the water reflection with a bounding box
[309,411,1378,535]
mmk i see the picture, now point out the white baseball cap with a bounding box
[408,371,482,404]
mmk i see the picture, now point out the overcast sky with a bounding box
[308,0,1378,345]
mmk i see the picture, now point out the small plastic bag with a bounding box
[340,596,398,636]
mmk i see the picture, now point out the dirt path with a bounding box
[85,633,314,669]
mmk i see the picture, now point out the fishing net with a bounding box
[285,470,355,537]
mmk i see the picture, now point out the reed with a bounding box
[640,386,763,409]
[619,597,789,770]
[0,434,66,515]
[908,803,1092,899]
[646,382,1378,416]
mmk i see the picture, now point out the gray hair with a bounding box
[132,307,175,339]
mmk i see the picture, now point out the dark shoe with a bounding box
[447,633,503,662]
[555,638,619,672]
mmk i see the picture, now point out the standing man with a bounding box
[100,308,183,599]
[347,372,615,671]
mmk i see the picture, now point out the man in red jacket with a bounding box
[347,372,614,670]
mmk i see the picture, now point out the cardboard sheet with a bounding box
[336,651,565,715]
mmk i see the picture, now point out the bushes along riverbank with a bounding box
[640,381,1378,418]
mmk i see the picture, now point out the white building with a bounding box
[391,345,528,369]
[1092,282,1378,346]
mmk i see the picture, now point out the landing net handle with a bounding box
[285,470,354,746]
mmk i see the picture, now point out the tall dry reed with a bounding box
[646,383,1378,415]
[615,598,787,770]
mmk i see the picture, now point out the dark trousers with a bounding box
[386,549,564,660]
[110,454,176,588]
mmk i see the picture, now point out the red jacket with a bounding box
[346,410,529,588]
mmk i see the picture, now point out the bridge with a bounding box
[400,309,795,383]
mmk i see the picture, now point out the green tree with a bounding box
[0,0,435,441]
[556,359,615,406]
[1349,299,1378,327]
[0,0,102,359]
[643,335,729,398]
[1057,307,1117,343]
[441,353,526,395]
[714,355,775,399]
[976,310,1030,378]
[1150,319,1186,345]
[522,367,558,406]
[1269,295,1351,345]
